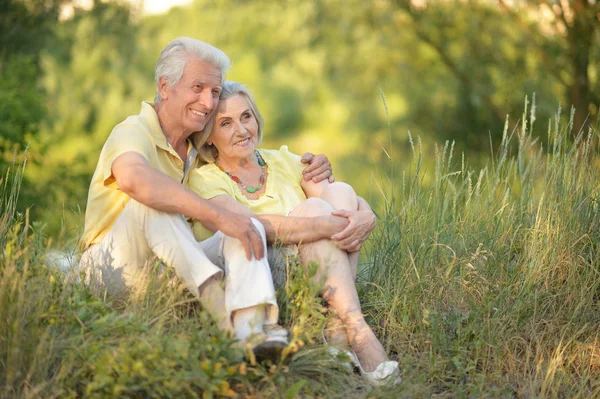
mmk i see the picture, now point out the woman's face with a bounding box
[210,94,259,163]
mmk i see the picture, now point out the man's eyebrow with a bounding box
[190,77,221,87]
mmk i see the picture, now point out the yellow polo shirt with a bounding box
[189,146,307,241]
[81,102,200,248]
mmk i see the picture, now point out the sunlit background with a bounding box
[1,0,598,236]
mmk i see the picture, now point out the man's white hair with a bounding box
[154,37,231,104]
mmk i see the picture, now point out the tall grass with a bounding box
[363,101,600,397]
[1,101,599,397]
[0,159,357,397]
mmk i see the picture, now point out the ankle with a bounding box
[232,306,265,341]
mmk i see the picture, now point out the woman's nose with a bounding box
[234,121,247,133]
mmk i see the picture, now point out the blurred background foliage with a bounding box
[1,0,598,236]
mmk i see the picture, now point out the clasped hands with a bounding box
[330,208,377,253]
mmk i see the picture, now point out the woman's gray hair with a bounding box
[154,37,231,104]
[195,81,265,164]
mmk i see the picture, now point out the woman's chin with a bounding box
[235,145,256,157]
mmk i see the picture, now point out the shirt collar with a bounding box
[140,101,171,152]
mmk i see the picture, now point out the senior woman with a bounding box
[189,81,400,385]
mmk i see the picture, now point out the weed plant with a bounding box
[361,100,600,397]
[1,101,600,397]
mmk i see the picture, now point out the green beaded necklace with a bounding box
[216,150,267,194]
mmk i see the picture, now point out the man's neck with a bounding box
[155,103,189,158]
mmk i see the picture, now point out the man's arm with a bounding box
[205,194,348,245]
[112,152,264,259]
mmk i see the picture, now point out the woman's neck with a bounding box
[217,152,258,173]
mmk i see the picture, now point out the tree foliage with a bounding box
[1,0,598,232]
[0,0,63,158]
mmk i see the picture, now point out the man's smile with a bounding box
[190,109,208,117]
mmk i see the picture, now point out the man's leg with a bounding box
[215,219,279,332]
[81,199,223,300]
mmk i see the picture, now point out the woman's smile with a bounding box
[234,137,251,146]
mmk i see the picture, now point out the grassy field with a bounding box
[2,103,600,398]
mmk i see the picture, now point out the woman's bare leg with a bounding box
[290,198,387,372]
[317,183,361,349]
[319,182,360,279]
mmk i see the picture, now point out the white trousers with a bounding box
[80,199,278,324]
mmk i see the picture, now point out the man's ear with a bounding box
[157,77,171,101]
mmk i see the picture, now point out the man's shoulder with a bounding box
[107,114,155,144]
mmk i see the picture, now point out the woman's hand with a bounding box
[330,209,376,252]
[301,153,335,183]
[324,214,350,238]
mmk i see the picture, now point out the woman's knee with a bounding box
[320,182,358,209]
[324,182,356,196]
[292,197,335,217]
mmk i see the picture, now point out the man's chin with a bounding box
[187,122,208,134]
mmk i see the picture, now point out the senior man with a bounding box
[80,37,332,352]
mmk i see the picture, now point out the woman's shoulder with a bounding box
[195,162,220,175]
[259,146,305,182]
[260,146,301,164]
[190,162,228,186]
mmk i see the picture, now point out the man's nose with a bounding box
[199,90,213,110]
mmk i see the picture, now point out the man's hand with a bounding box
[215,210,265,260]
[330,209,376,252]
[301,152,335,183]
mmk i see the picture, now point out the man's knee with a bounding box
[250,217,266,239]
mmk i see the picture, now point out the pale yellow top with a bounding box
[81,102,200,247]
[189,146,307,241]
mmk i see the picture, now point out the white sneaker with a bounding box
[349,351,402,386]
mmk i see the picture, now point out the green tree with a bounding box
[0,0,63,160]
[22,0,139,235]
[499,0,600,135]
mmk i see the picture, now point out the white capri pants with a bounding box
[80,199,278,324]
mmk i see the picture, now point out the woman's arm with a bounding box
[301,177,330,198]
[207,194,348,244]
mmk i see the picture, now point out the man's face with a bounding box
[159,58,222,135]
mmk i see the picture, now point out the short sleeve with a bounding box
[275,145,305,183]
[100,124,154,186]
[189,164,235,200]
